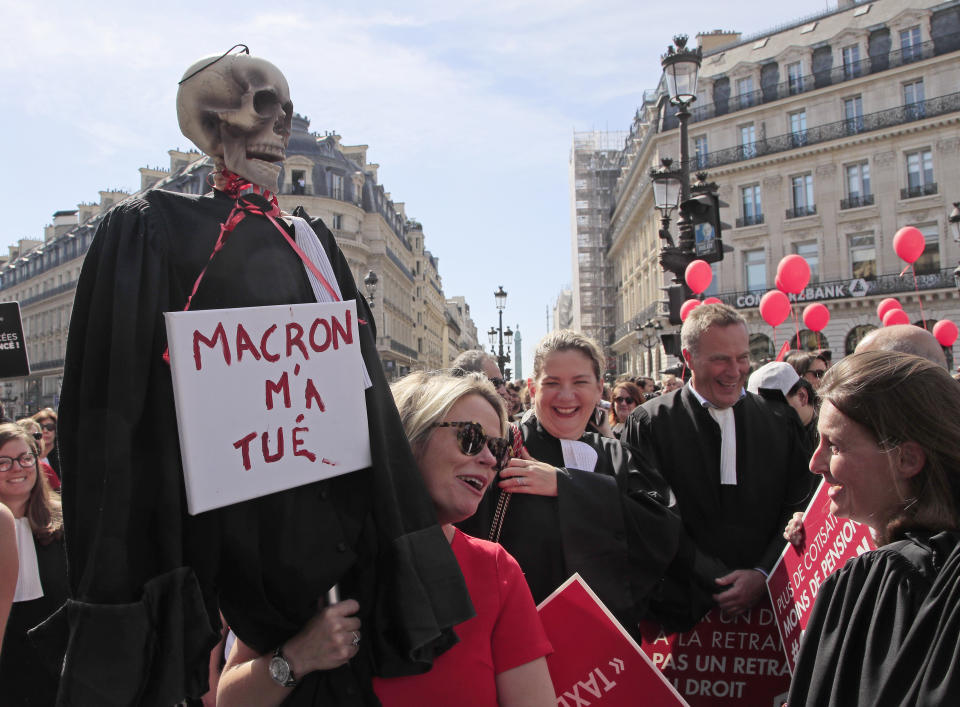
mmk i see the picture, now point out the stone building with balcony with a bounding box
[607,0,960,376]
[0,120,476,414]
[275,116,465,379]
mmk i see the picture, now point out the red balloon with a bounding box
[893,226,925,264]
[702,297,722,305]
[759,290,791,328]
[882,308,911,327]
[680,299,701,322]
[802,303,830,332]
[776,254,811,295]
[685,260,713,295]
[933,319,959,347]
[876,298,902,320]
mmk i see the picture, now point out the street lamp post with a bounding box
[657,34,703,283]
[650,158,683,248]
[490,286,512,376]
[636,318,664,375]
[503,326,514,380]
[363,269,382,333]
[363,270,378,309]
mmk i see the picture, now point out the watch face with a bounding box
[269,655,292,685]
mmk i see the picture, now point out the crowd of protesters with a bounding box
[3,304,960,705]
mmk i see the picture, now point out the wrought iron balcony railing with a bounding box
[612,302,661,342]
[900,183,939,200]
[18,280,79,307]
[389,339,419,360]
[694,92,960,170]
[840,194,874,210]
[663,38,950,127]
[785,205,817,219]
[735,213,765,228]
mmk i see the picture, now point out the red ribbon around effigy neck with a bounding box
[162,170,341,364]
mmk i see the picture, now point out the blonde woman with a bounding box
[219,373,554,707]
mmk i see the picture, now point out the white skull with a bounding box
[176,54,293,191]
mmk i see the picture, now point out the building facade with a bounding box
[443,295,481,369]
[0,118,476,416]
[552,287,574,331]
[569,130,627,370]
[608,0,960,377]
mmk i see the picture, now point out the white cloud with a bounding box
[0,0,825,373]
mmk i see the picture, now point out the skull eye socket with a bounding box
[253,89,279,116]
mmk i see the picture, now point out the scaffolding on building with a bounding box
[570,130,628,370]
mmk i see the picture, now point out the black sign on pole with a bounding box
[0,303,30,379]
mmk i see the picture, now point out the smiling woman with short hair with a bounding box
[460,329,686,637]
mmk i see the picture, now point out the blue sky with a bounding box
[0,0,824,378]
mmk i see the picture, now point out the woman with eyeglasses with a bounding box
[784,350,828,390]
[460,330,684,638]
[608,381,642,440]
[787,351,960,706]
[218,373,555,706]
[31,408,60,486]
[0,422,68,703]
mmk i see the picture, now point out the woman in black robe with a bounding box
[459,330,689,637]
[787,350,960,706]
[0,423,68,705]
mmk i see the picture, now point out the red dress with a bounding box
[374,529,552,705]
[40,459,60,491]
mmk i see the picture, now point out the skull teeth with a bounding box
[247,143,284,160]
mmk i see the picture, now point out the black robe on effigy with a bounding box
[458,414,684,637]
[30,189,473,706]
[788,530,960,706]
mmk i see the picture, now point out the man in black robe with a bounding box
[624,304,814,616]
[31,53,473,706]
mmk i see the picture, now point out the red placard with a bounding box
[538,574,688,707]
[639,597,790,707]
[766,479,876,672]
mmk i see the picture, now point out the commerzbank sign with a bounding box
[728,270,954,309]
[732,279,870,309]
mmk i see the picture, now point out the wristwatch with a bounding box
[269,646,297,688]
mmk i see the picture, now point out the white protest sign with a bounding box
[165,300,371,514]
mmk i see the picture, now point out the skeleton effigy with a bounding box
[31,48,472,705]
